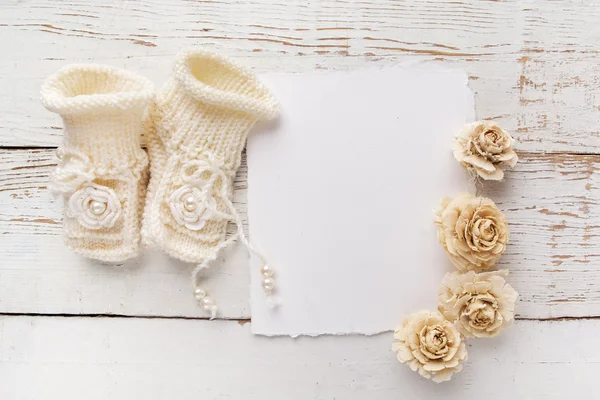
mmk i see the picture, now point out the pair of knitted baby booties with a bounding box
[41,49,279,313]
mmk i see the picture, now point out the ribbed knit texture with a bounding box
[41,64,154,262]
[142,49,279,264]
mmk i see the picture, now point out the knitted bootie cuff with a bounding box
[41,64,153,172]
[41,64,154,115]
[172,49,279,121]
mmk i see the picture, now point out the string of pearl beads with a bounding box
[260,264,276,295]
[194,287,218,319]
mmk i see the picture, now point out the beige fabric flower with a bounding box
[439,270,518,338]
[453,121,518,181]
[435,193,508,272]
[393,311,467,383]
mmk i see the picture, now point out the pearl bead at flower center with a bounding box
[89,200,107,215]
[183,194,198,211]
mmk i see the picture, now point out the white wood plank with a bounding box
[2,0,600,152]
[0,149,252,318]
[480,153,600,318]
[1,149,599,319]
[0,316,597,399]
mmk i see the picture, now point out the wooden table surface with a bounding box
[1,0,599,398]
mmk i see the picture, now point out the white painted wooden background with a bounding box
[1,0,599,398]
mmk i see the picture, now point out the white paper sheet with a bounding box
[247,65,475,336]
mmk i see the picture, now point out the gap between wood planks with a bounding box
[0,312,251,326]
[1,312,599,324]
[2,146,600,157]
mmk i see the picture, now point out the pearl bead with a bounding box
[194,287,207,300]
[89,200,106,215]
[260,264,274,277]
[183,194,198,211]
[200,296,215,310]
[262,277,275,293]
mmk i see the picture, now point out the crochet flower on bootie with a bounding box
[66,182,122,230]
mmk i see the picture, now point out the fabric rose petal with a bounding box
[435,193,509,272]
[439,270,518,338]
[66,182,122,230]
[453,121,518,181]
[393,311,467,383]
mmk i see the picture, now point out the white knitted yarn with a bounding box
[142,49,279,314]
[41,64,154,262]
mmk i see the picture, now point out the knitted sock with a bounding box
[41,64,154,262]
[142,49,279,315]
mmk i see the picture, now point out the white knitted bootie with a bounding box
[142,49,279,315]
[41,64,154,262]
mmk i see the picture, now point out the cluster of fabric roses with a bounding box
[393,121,519,383]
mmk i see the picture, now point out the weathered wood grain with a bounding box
[1,149,598,319]
[0,149,253,319]
[1,0,598,392]
[480,152,600,319]
[1,316,598,399]
[2,0,600,152]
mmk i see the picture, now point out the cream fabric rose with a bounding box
[453,121,518,181]
[169,184,217,231]
[435,193,508,272]
[393,311,467,383]
[439,270,518,338]
[66,182,122,230]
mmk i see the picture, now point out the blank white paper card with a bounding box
[247,65,475,336]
